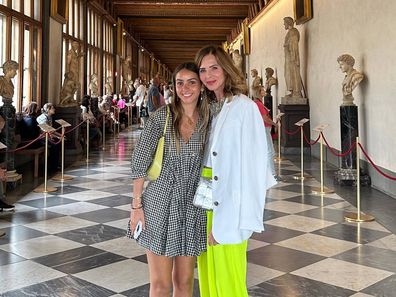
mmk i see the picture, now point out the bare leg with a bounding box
[146,250,173,297]
[172,256,195,297]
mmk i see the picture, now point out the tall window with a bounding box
[62,0,84,100]
[0,1,42,110]
[103,19,114,95]
[87,6,101,95]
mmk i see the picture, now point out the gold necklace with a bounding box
[211,98,225,116]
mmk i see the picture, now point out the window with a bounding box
[0,2,42,110]
[62,0,84,100]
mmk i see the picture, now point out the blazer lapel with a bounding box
[210,98,233,150]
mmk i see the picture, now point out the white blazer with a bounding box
[209,94,277,244]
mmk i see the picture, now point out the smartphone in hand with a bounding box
[133,221,142,239]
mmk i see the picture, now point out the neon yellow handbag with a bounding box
[147,106,170,180]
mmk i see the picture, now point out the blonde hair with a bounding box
[195,45,247,102]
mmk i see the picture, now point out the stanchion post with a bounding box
[310,125,334,195]
[34,124,57,193]
[102,112,106,150]
[86,118,90,163]
[274,112,287,162]
[52,119,73,182]
[293,118,312,181]
[344,136,375,222]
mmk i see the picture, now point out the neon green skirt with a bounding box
[197,211,248,297]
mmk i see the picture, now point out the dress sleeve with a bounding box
[130,108,165,179]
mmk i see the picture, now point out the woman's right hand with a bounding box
[130,208,145,233]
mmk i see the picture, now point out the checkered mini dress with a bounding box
[128,106,207,257]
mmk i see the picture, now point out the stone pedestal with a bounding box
[0,98,16,170]
[334,105,371,186]
[264,92,275,136]
[278,104,310,152]
[55,106,82,155]
[281,96,307,105]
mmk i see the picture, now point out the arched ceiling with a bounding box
[113,0,259,71]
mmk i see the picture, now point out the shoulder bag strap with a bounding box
[163,105,170,136]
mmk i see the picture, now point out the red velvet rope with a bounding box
[303,131,320,146]
[65,120,85,133]
[7,133,46,153]
[322,133,357,157]
[283,126,300,136]
[358,143,396,181]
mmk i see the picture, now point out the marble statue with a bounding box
[59,73,78,106]
[104,77,113,96]
[232,49,243,74]
[283,17,303,98]
[0,60,19,170]
[250,69,261,99]
[122,56,132,93]
[337,54,364,106]
[89,74,99,98]
[59,41,83,106]
[66,41,84,86]
[264,67,278,95]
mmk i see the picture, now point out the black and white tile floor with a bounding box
[1,128,396,296]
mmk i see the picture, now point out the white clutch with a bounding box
[193,178,213,210]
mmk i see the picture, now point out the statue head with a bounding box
[233,49,240,55]
[71,41,79,51]
[265,67,274,78]
[2,60,19,78]
[337,54,355,73]
[91,74,97,82]
[283,17,294,29]
[251,69,258,77]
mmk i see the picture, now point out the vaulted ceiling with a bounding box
[113,0,259,71]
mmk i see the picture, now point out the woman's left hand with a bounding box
[208,230,219,246]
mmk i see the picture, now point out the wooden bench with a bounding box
[15,146,45,178]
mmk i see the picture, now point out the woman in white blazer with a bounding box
[195,45,276,297]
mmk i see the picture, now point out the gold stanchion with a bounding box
[117,106,120,134]
[344,137,375,222]
[86,118,90,163]
[310,126,334,195]
[274,112,287,162]
[52,120,73,182]
[293,118,313,181]
[34,126,57,193]
[102,112,106,150]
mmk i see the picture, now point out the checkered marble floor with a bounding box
[1,128,396,297]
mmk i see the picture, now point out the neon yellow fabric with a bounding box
[201,167,213,179]
[197,211,248,297]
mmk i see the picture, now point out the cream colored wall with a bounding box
[47,18,63,104]
[249,0,396,174]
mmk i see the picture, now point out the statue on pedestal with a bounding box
[250,69,261,99]
[59,73,78,106]
[122,56,132,94]
[232,49,243,74]
[264,67,278,95]
[0,60,19,171]
[337,54,364,106]
[282,17,306,104]
[59,41,83,107]
[104,77,113,97]
[89,74,99,98]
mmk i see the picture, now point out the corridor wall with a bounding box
[249,0,396,197]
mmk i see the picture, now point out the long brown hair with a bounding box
[170,62,209,151]
[195,45,248,101]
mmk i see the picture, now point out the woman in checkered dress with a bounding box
[128,62,209,296]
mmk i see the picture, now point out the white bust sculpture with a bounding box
[250,69,261,99]
[264,67,278,95]
[337,54,364,106]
